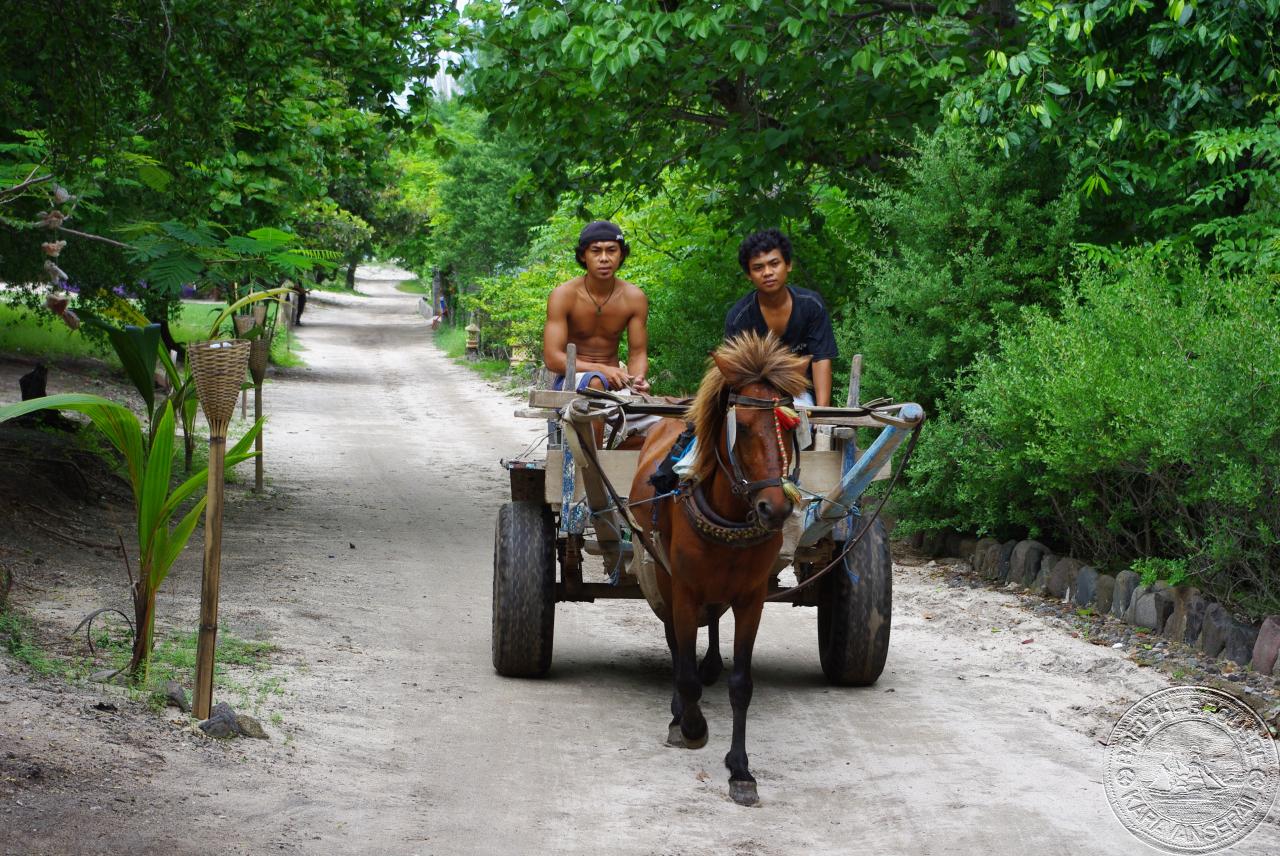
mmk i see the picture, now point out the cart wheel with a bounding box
[817,516,892,686]
[492,501,556,677]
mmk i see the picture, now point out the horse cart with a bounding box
[494,344,923,686]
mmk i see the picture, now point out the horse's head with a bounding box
[689,332,811,530]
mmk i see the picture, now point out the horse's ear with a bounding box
[712,351,740,385]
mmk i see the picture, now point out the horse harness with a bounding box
[672,391,803,549]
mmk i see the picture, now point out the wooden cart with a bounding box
[494,345,923,686]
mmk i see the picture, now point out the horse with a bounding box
[628,331,809,806]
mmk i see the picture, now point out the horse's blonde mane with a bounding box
[686,332,811,481]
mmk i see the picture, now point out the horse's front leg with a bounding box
[668,585,707,749]
[698,605,724,686]
[725,599,764,805]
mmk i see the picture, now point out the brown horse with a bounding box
[629,332,809,806]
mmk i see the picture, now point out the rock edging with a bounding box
[914,532,1280,678]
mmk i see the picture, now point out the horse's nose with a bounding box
[756,496,793,530]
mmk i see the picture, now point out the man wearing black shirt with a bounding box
[724,229,838,406]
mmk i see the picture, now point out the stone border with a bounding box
[911,532,1280,680]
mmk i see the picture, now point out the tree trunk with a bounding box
[128,577,157,678]
[158,319,185,364]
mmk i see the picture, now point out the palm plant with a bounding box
[0,395,261,678]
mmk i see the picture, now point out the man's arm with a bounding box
[810,359,833,407]
[625,289,650,392]
[805,291,839,407]
[542,286,574,376]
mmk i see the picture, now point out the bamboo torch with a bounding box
[188,338,250,720]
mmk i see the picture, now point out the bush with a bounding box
[850,126,1080,413]
[896,254,1280,619]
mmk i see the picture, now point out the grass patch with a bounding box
[1,609,284,715]
[395,279,431,295]
[0,304,117,365]
[473,358,511,380]
[270,326,306,367]
[0,608,62,676]
[436,324,467,358]
[172,301,226,341]
[0,300,302,370]
[433,324,536,388]
[145,629,281,712]
[79,624,281,713]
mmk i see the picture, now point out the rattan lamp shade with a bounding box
[248,337,271,385]
[189,340,250,425]
[232,315,257,337]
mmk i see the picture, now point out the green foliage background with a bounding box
[3,1,1279,617]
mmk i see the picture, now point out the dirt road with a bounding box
[4,268,1277,855]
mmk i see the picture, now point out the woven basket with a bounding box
[188,339,250,425]
[248,336,271,385]
[252,302,268,327]
[232,315,257,337]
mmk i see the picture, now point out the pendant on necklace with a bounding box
[596,306,602,315]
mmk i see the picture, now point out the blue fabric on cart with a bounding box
[672,390,815,478]
[553,371,609,391]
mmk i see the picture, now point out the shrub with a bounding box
[897,254,1280,618]
[850,126,1080,413]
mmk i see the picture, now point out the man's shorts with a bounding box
[552,372,661,447]
[552,371,609,391]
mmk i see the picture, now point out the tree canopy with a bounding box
[0,1,455,312]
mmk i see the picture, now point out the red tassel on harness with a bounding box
[775,406,801,431]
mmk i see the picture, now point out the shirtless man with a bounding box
[543,220,650,394]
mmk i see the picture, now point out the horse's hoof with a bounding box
[666,724,685,747]
[729,779,759,806]
[681,727,708,750]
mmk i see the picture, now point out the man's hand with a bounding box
[597,363,632,389]
[629,375,651,394]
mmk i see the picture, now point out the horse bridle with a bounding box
[676,390,803,548]
[714,391,802,504]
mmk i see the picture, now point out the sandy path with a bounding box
[5,268,1277,855]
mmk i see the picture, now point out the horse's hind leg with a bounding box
[663,620,684,746]
[668,587,708,749]
[698,605,724,686]
[725,600,763,806]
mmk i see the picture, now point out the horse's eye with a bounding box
[735,421,748,434]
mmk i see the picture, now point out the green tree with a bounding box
[456,0,1007,219]
[943,0,1280,265]
[1,1,454,314]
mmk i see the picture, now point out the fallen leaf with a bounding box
[1021,638,1034,644]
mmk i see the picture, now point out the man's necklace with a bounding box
[582,276,618,315]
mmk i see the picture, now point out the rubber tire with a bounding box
[817,516,892,686]
[492,501,557,677]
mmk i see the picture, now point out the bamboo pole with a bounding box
[248,336,270,494]
[193,427,227,719]
[254,385,263,492]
